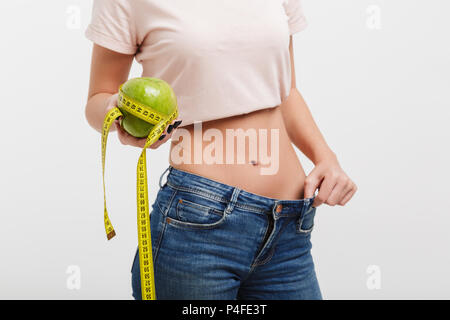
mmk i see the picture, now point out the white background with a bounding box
[0,0,449,299]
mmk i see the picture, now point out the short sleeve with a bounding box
[85,0,138,55]
[283,0,308,35]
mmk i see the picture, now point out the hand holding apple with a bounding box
[114,117,181,149]
[105,77,182,149]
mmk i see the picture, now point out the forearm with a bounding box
[85,92,117,134]
[281,87,336,164]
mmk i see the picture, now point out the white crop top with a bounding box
[85,0,308,127]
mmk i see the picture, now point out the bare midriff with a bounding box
[169,106,307,200]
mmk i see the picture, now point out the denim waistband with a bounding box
[160,166,316,217]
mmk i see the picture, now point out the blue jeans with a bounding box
[131,166,322,300]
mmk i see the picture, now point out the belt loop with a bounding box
[301,199,308,217]
[224,187,240,215]
[302,195,315,216]
[158,166,171,188]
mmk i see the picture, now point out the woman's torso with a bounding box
[169,106,307,200]
[129,0,307,199]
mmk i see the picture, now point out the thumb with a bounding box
[303,168,321,199]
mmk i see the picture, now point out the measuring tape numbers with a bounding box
[101,84,178,300]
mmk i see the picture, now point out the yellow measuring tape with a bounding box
[101,84,178,300]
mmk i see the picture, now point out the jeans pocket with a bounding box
[296,206,317,234]
[165,189,228,230]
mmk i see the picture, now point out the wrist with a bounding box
[311,148,337,165]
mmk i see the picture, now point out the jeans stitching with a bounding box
[153,211,168,267]
[249,224,276,271]
[156,187,178,217]
[165,212,228,230]
[235,203,271,214]
[297,224,314,234]
[166,181,228,203]
[252,247,276,268]
[176,198,224,221]
[296,207,315,234]
[250,218,291,269]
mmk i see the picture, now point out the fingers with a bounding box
[312,175,357,208]
[147,118,183,149]
[114,118,183,149]
[339,183,357,206]
[114,120,146,148]
[304,156,358,208]
[303,167,322,199]
[326,177,352,206]
[173,120,183,129]
[311,176,336,208]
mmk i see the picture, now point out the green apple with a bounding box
[118,77,177,138]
